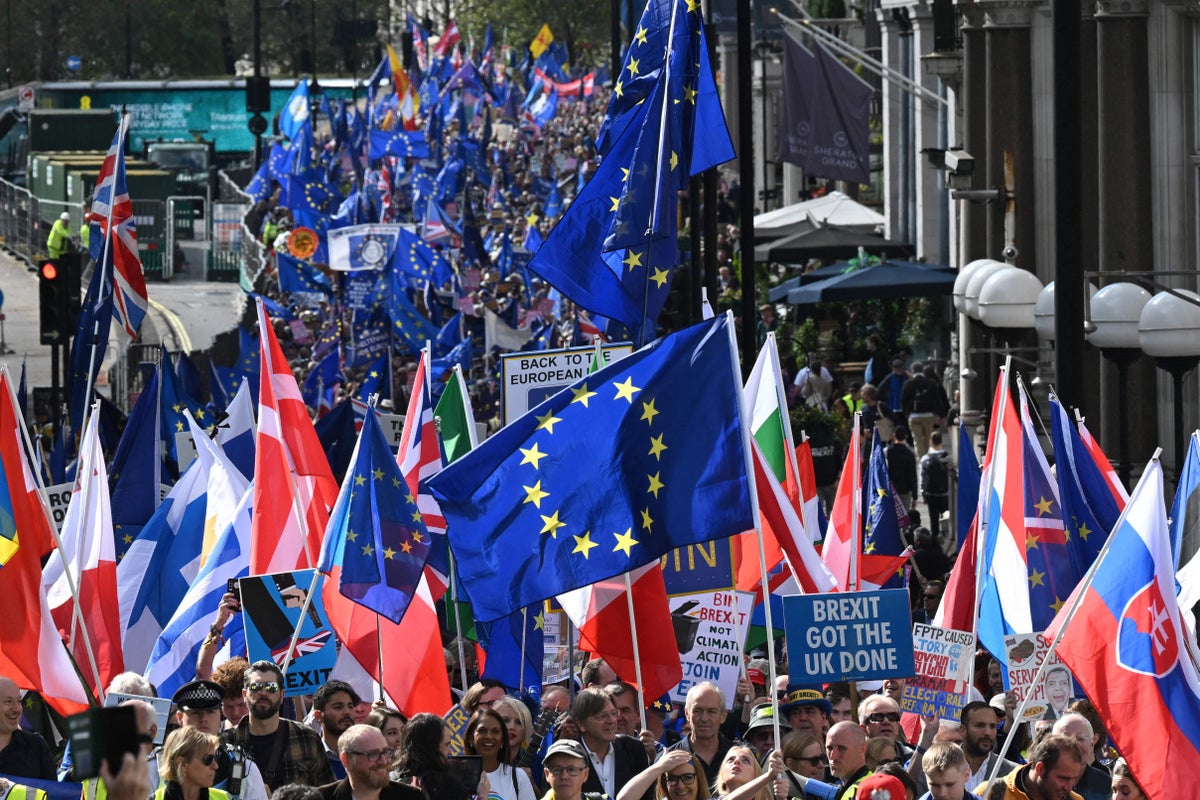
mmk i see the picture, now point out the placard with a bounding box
[1004,632,1075,721]
[499,344,633,424]
[668,590,752,708]
[783,589,915,683]
[901,624,976,719]
[240,570,338,697]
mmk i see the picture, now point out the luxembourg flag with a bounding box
[975,371,1033,663]
[1048,458,1200,800]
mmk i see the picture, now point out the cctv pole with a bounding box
[1052,0,1083,409]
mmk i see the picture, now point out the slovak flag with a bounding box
[1048,458,1200,800]
[89,114,148,340]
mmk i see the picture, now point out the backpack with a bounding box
[911,378,937,414]
[923,453,949,496]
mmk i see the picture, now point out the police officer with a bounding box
[172,681,268,800]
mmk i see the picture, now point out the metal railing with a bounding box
[0,178,83,264]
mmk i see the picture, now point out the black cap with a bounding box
[173,680,224,712]
[544,739,588,762]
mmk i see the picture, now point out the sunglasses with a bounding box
[197,753,218,766]
[792,756,827,767]
[866,713,902,723]
[246,681,280,695]
[664,774,697,786]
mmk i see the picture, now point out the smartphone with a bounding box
[227,577,241,602]
[446,755,483,792]
[66,705,141,780]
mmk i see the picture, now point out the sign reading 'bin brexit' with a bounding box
[668,590,752,709]
[784,589,915,684]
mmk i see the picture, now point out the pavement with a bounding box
[0,241,243,416]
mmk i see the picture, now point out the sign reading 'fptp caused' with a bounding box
[784,589,915,684]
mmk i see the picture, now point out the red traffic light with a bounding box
[40,261,58,280]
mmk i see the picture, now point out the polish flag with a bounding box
[558,563,682,701]
[820,423,861,591]
[795,440,822,542]
[251,300,339,573]
[0,372,90,715]
[43,402,125,698]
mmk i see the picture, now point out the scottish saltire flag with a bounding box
[118,442,208,673]
[89,113,148,340]
[427,314,753,622]
[215,379,256,483]
[478,606,545,694]
[957,422,981,551]
[145,486,251,699]
[1048,459,1200,800]
[279,81,311,140]
[318,410,432,624]
[1048,393,1109,578]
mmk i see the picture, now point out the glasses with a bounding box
[547,767,585,777]
[664,774,697,786]
[792,756,827,767]
[196,753,218,766]
[923,594,942,601]
[349,749,396,762]
[245,681,280,695]
[866,713,902,723]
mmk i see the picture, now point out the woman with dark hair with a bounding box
[365,707,406,752]
[392,713,488,800]
[1109,758,1146,800]
[464,709,535,800]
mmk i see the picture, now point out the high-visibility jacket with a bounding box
[46,219,72,258]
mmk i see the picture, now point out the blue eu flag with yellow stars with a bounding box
[368,127,431,161]
[322,407,433,624]
[862,430,908,588]
[427,313,753,623]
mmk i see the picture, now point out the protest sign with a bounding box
[901,624,976,719]
[667,590,752,708]
[784,589,915,683]
[240,570,338,697]
[499,344,633,424]
[443,703,470,755]
[1004,632,1075,721]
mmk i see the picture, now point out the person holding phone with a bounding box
[156,727,226,800]
[464,709,536,800]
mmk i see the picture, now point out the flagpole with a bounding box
[724,311,780,741]
[450,551,470,693]
[61,401,107,703]
[848,413,861,592]
[519,606,528,695]
[971,358,1011,637]
[982,449,1161,791]
[622,570,649,732]
[1,366,97,705]
[376,614,385,703]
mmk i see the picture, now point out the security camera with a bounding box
[1001,245,1019,261]
[944,149,974,175]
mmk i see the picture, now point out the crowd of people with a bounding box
[0,646,1143,800]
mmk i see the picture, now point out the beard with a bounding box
[250,697,281,720]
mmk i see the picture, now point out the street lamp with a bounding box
[1088,281,1152,485]
[953,258,996,315]
[1034,279,1098,342]
[963,260,1011,320]
[1139,288,1200,482]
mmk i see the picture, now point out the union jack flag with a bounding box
[395,349,449,594]
[89,114,148,340]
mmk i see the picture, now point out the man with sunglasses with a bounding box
[220,661,335,791]
[857,696,912,763]
[318,724,423,800]
[174,680,268,800]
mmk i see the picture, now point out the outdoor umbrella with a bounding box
[754,226,912,263]
[782,259,957,304]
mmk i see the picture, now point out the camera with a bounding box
[1002,245,1019,260]
[944,149,974,175]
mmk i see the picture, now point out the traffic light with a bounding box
[38,252,82,346]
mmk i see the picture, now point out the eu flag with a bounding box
[368,127,432,161]
[427,313,753,622]
[322,409,433,624]
[862,430,908,588]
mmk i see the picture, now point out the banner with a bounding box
[901,625,976,720]
[499,344,633,424]
[783,590,915,684]
[777,36,815,168]
[805,43,873,184]
[240,570,338,696]
[327,224,408,271]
